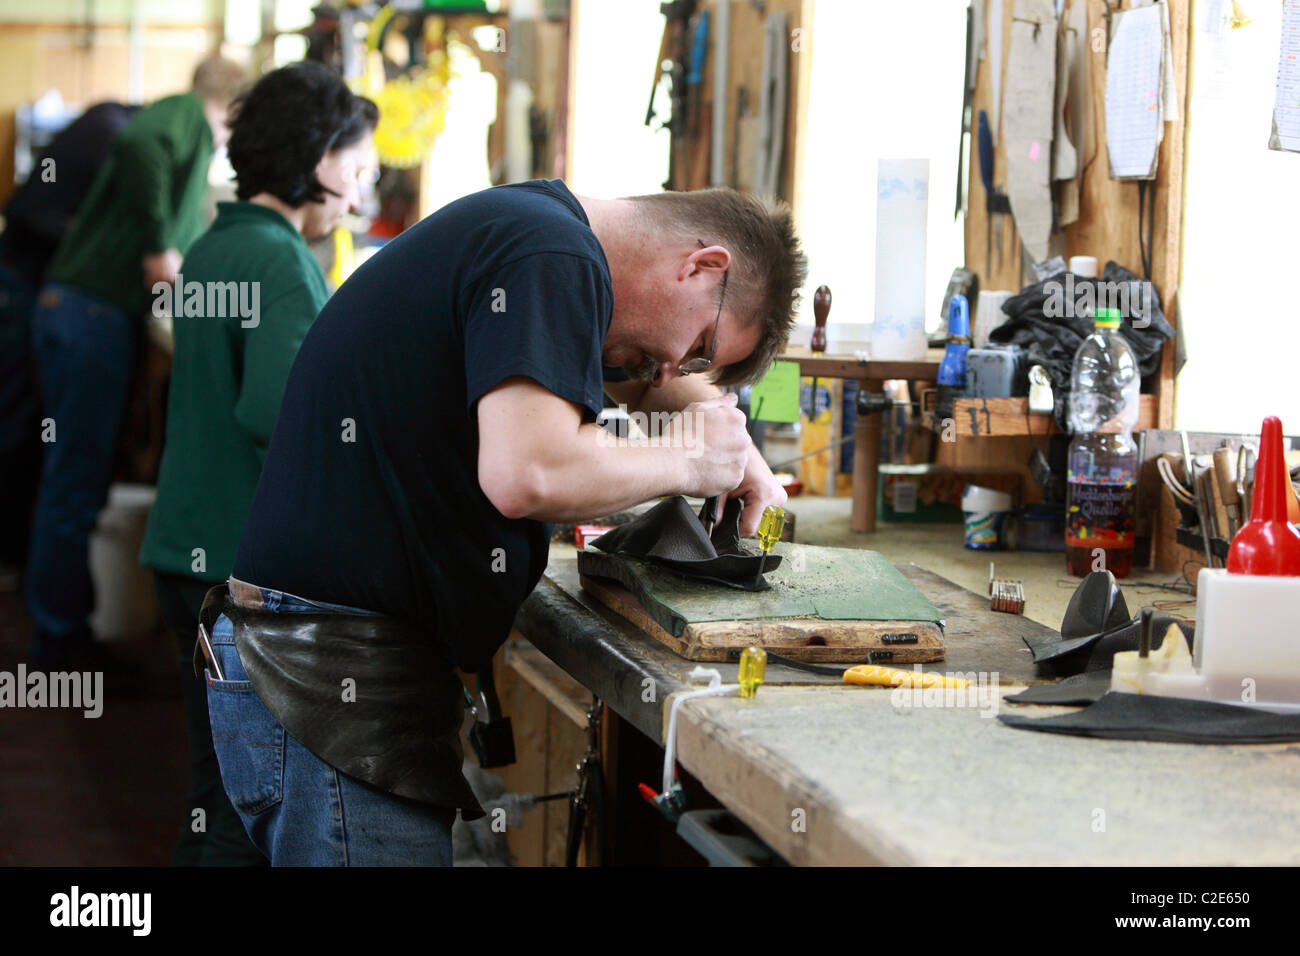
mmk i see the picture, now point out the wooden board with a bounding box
[945,394,1157,437]
[577,572,944,664]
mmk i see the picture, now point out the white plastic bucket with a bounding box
[88,483,160,641]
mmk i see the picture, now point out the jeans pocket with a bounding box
[206,646,284,815]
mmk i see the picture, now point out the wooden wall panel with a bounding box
[962,0,1188,428]
[668,0,811,213]
[0,21,221,204]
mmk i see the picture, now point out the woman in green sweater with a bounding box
[140,61,377,866]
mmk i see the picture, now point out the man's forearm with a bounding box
[523,423,690,522]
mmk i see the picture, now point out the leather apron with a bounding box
[196,584,485,820]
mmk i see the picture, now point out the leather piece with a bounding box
[999,691,1300,743]
[1004,670,1114,705]
[201,587,484,819]
[1021,570,1195,675]
[590,495,781,591]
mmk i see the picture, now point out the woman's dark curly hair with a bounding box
[227,61,379,207]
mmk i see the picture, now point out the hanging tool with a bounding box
[645,1,697,127]
[686,8,710,141]
[1237,444,1256,521]
[956,2,978,220]
[1181,431,1217,569]
[754,505,786,585]
[754,10,788,196]
[566,698,605,867]
[1213,445,1242,539]
[730,85,748,187]
[710,0,731,187]
[649,0,698,189]
[977,110,1012,274]
[467,666,516,769]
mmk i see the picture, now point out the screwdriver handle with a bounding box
[811,285,830,352]
[1214,447,1240,510]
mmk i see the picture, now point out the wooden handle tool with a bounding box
[1213,446,1241,538]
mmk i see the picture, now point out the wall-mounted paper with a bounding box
[1270,0,1300,152]
[872,159,930,362]
[1105,2,1165,179]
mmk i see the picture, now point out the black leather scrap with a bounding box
[201,586,485,819]
[1004,671,1115,706]
[999,691,1300,744]
[589,495,780,591]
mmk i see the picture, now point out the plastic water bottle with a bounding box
[1065,307,1140,577]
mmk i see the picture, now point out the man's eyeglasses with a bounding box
[678,240,727,376]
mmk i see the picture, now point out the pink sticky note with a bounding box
[1028,141,1040,162]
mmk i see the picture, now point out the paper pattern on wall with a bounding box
[1104,2,1165,179]
[1003,0,1057,263]
[1270,0,1300,152]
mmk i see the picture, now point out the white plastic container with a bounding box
[88,483,161,641]
[871,158,929,361]
[1110,568,1300,713]
[961,485,1014,550]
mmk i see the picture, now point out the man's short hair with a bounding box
[629,188,807,385]
[226,61,379,207]
[191,56,249,106]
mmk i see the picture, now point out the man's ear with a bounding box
[680,243,730,281]
[692,244,731,276]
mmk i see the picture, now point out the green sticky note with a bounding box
[750,360,801,423]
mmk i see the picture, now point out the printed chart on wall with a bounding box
[1105,2,1168,179]
[1271,0,1300,151]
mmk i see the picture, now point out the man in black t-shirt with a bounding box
[208,179,806,865]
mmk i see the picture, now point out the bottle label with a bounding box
[1066,476,1136,549]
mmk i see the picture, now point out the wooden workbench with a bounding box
[514,554,1300,865]
[775,348,942,533]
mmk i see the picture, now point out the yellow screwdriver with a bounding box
[754,505,786,584]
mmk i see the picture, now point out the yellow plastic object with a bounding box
[842,665,970,689]
[738,646,767,698]
[756,506,786,554]
[328,225,354,288]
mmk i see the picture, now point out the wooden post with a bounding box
[851,378,884,532]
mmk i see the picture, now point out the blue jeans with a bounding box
[25,283,134,662]
[205,579,458,866]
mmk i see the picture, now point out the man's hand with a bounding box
[730,443,788,537]
[673,392,751,500]
[142,249,182,287]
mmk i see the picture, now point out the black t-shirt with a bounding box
[233,179,614,671]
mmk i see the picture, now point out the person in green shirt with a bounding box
[25,57,246,671]
[139,60,377,867]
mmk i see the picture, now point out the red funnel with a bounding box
[1226,416,1300,576]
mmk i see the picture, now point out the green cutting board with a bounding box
[577,542,946,663]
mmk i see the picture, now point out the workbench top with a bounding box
[516,551,1300,865]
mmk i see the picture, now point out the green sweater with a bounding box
[46,92,213,316]
[140,202,328,582]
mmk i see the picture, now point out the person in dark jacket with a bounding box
[0,102,139,579]
[24,57,246,671]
